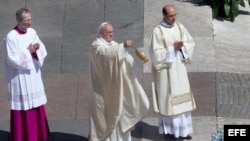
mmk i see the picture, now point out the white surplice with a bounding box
[148,20,196,137]
[89,37,149,141]
[159,112,193,138]
[2,27,47,110]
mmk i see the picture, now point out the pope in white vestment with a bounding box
[89,22,149,141]
[148,4,196,139]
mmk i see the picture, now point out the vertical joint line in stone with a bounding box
[75,74,80,119]
[24,0,27,8]
[103,0,106,21]
[60,0,67,74]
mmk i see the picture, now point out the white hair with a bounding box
[98,22,109,36]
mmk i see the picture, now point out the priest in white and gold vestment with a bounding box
[89,22,149,141]
[149,4,196,140]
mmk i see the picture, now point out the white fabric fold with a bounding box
[89,38,149,141]
[166,46,175,63]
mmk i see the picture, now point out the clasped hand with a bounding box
[28,43,40,53]
[173,41,183,50]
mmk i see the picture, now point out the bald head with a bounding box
[162,4,175,16]
[162,4,176,25]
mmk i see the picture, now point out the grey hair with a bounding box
[16,8,30,21]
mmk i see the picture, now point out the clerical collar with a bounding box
[13,25,27,34]
[160,20,175,28]
[99,37,112,46]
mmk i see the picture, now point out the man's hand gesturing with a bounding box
[124,40,133,48]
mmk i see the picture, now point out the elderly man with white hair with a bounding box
[88,22,149,141]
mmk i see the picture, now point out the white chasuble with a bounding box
[149,21,196,116]
[89,38,149,141]
[2,27,47,110]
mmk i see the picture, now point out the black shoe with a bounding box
[179,135,192,140]
[164,134,175,140]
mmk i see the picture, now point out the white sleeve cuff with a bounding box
[118,43,128,59]
[166,46,175,63]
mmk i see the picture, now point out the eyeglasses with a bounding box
[103,31,114,35]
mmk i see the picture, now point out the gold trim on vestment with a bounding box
[172,92,192,105]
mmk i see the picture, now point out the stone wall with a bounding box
[0,0,144,74]
[0,0,144,119]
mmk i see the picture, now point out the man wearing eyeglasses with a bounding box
[88,22,149,141]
